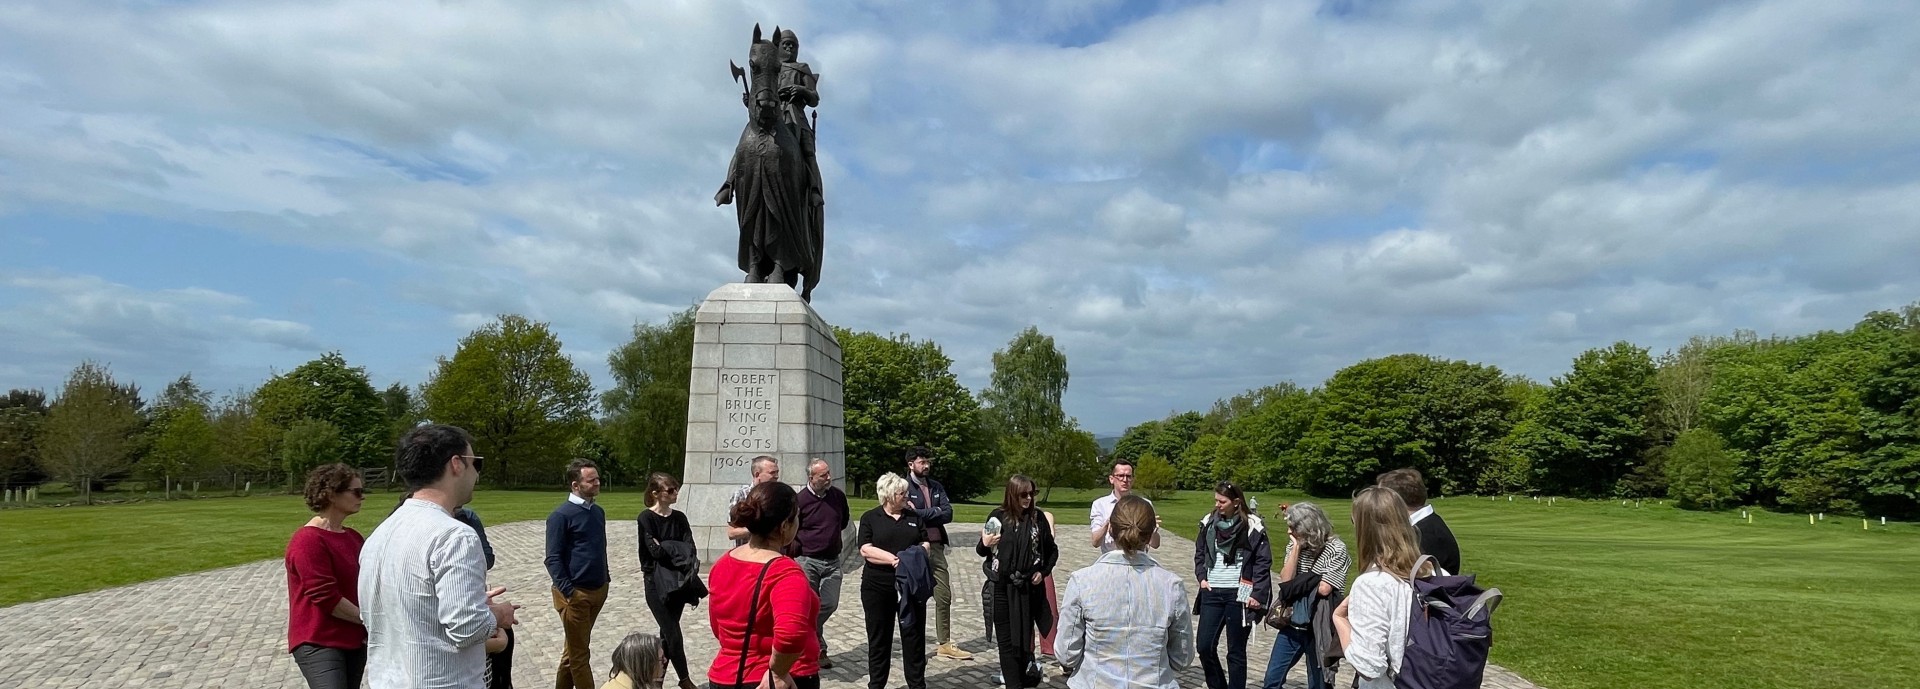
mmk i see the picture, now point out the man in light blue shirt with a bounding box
[361,424,518,689]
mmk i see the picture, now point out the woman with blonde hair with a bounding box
[1332,487,1427,689]
[857,472,929,689]
[603,632,667,689]
[1057,495,1193,689]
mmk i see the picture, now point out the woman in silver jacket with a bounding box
[1057,495,1194,689]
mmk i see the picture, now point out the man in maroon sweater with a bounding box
[792,458,851,668]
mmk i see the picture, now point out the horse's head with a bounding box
[745,24,782,128]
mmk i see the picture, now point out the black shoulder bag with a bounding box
[732,559,776,688]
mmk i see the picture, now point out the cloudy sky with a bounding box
[2,0,1916,435]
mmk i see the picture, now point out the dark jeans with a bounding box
[1262,626,1325,689]
[291,643,365,689]
[862,584,927,689]
[487,626,515,689]
[1197,588,1252,689]
[647,588,693,682]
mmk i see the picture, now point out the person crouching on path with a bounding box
[603,632,668,689]
[706,481,822,689]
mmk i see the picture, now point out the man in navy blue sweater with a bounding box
[545,459,609,689]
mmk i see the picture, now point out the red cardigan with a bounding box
[706,552,820,683]
[284,525,366,652]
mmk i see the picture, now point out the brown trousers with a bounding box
[551,585,608,689]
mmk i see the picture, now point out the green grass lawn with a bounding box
[3,488,1915,689]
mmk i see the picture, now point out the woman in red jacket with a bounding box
[284,463,368,689]
[706,481,821,689]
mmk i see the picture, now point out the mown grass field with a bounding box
[2,487,1915,689]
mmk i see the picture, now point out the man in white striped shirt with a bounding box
[361,424,518,689]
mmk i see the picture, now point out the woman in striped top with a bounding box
[1261,501,1349,689]
[1191,481,1273,689]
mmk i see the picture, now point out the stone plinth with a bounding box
[680,283,844,559]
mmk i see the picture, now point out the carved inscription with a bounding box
[713,370,779,486]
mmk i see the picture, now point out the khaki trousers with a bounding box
[551,585,607,689]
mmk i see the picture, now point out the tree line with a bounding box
[0,312,1095,503]
[1113,304,1920,518]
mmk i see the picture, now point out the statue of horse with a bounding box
[715,24,818,301]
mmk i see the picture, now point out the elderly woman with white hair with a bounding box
[857,472,931,689]
[1260,501,1350,689]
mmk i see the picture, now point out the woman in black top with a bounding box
[637,472,701,689]
[857,472,929,689]
[977,474,1058,689]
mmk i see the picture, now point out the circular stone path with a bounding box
[0,519,1543,688]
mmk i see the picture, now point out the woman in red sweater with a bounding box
[285,463,368,689]
[707,481,821,689]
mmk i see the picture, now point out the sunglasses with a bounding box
[460,455,486,472]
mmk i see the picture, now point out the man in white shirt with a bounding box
[726,455,781,544]
[1089,459,1161,553]
[361,424,518,689]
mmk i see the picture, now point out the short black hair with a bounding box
[905,445,932,463]
[396,424,472,490]
[1110,458,1136,475]
[566,458,598,485]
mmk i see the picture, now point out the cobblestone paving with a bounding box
[0,519,1542,689]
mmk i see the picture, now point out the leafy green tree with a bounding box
[1135,452,1177,500]
[143,375,217,491]
[1519,342,1658,497]
[280,419,344,488]
[980,326,1069,441]
[1862,324,1920,517]
[1665,428,1736,509]
[1180,433,1256,489]
[1226,384,1318,490]
[211,388,276,490]
[1000,419,1102,501]
[41,362,143,503]
[1299,354,1513,495]
[1482,376,1546,494]
[0,389,50,488]
[423,315,596,487]
[602,307,695,485]
[380,382,423,446]
[254,352,387,479]
[1111,420,1159,464]
[838,328,994,499]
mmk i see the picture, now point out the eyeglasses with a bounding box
[1111,473,1134,481]
[460,455,485,472]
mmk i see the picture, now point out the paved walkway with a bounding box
[0,519,1541,689]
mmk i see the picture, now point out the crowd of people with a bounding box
[280,424,1464,689]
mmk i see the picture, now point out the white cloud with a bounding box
[2,0,1918,431]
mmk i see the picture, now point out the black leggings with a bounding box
[486,626,515,689]
[648,592,692,681]
[291,643,365,689]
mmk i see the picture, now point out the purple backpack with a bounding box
[1394,555,1502,689]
